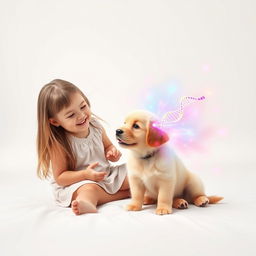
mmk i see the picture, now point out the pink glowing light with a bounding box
[202,64,210,72]
[136,80,226,157]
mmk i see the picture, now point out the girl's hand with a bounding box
[105,145,122,162]
[85,162,107,182]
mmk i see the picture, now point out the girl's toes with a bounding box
[71,200,80,215]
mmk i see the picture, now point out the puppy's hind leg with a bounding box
[143,191,157,205]
[184,172,209,207]
[173,198,188,209]
[184,172,223,207]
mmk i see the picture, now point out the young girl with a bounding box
[37,79,130,215]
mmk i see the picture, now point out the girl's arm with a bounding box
[50,148,106,187]
[102,128,122,162]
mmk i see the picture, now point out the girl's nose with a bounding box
[78,111,86,120]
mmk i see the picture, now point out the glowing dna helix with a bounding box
[153,96,205,128]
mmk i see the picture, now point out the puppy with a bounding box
[116,110,223,215]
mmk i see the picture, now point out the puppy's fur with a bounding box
[116,110,223,215]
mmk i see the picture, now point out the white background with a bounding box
[0,1,256,255]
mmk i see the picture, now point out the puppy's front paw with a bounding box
[156,207,172,215]
[125,204,142,211]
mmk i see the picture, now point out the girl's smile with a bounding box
[76,115,89,126]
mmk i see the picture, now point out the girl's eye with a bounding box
[67,113,75,118]
[81,105,86,110]
[133,124,140,129]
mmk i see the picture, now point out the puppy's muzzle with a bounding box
[116,128,137,146]
[116,129,124,137]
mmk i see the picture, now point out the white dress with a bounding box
[50,118,127,207]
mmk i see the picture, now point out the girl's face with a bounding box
[49,92,91,138]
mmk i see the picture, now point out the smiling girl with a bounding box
[37,79,129,215]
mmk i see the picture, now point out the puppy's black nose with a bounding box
[116,129,124,136]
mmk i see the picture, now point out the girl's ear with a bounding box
[146,121,169,147]
[49,118,60,127]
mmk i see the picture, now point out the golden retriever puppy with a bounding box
[116,110,223,215]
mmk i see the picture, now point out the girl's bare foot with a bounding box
[71,200,97,215]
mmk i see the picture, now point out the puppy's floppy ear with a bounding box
[146,121,169,147]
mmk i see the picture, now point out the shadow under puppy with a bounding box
[116,110,223,215]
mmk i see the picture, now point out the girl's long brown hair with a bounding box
[37,79,92,179]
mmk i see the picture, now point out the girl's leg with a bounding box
[71,183,130,215]
[119,176,130,191]
[71,184,99,215]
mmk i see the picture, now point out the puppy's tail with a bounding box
[207,196,224,204]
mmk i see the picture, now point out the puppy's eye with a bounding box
[133,124,140,129]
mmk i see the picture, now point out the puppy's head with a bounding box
[116,110,169,150]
